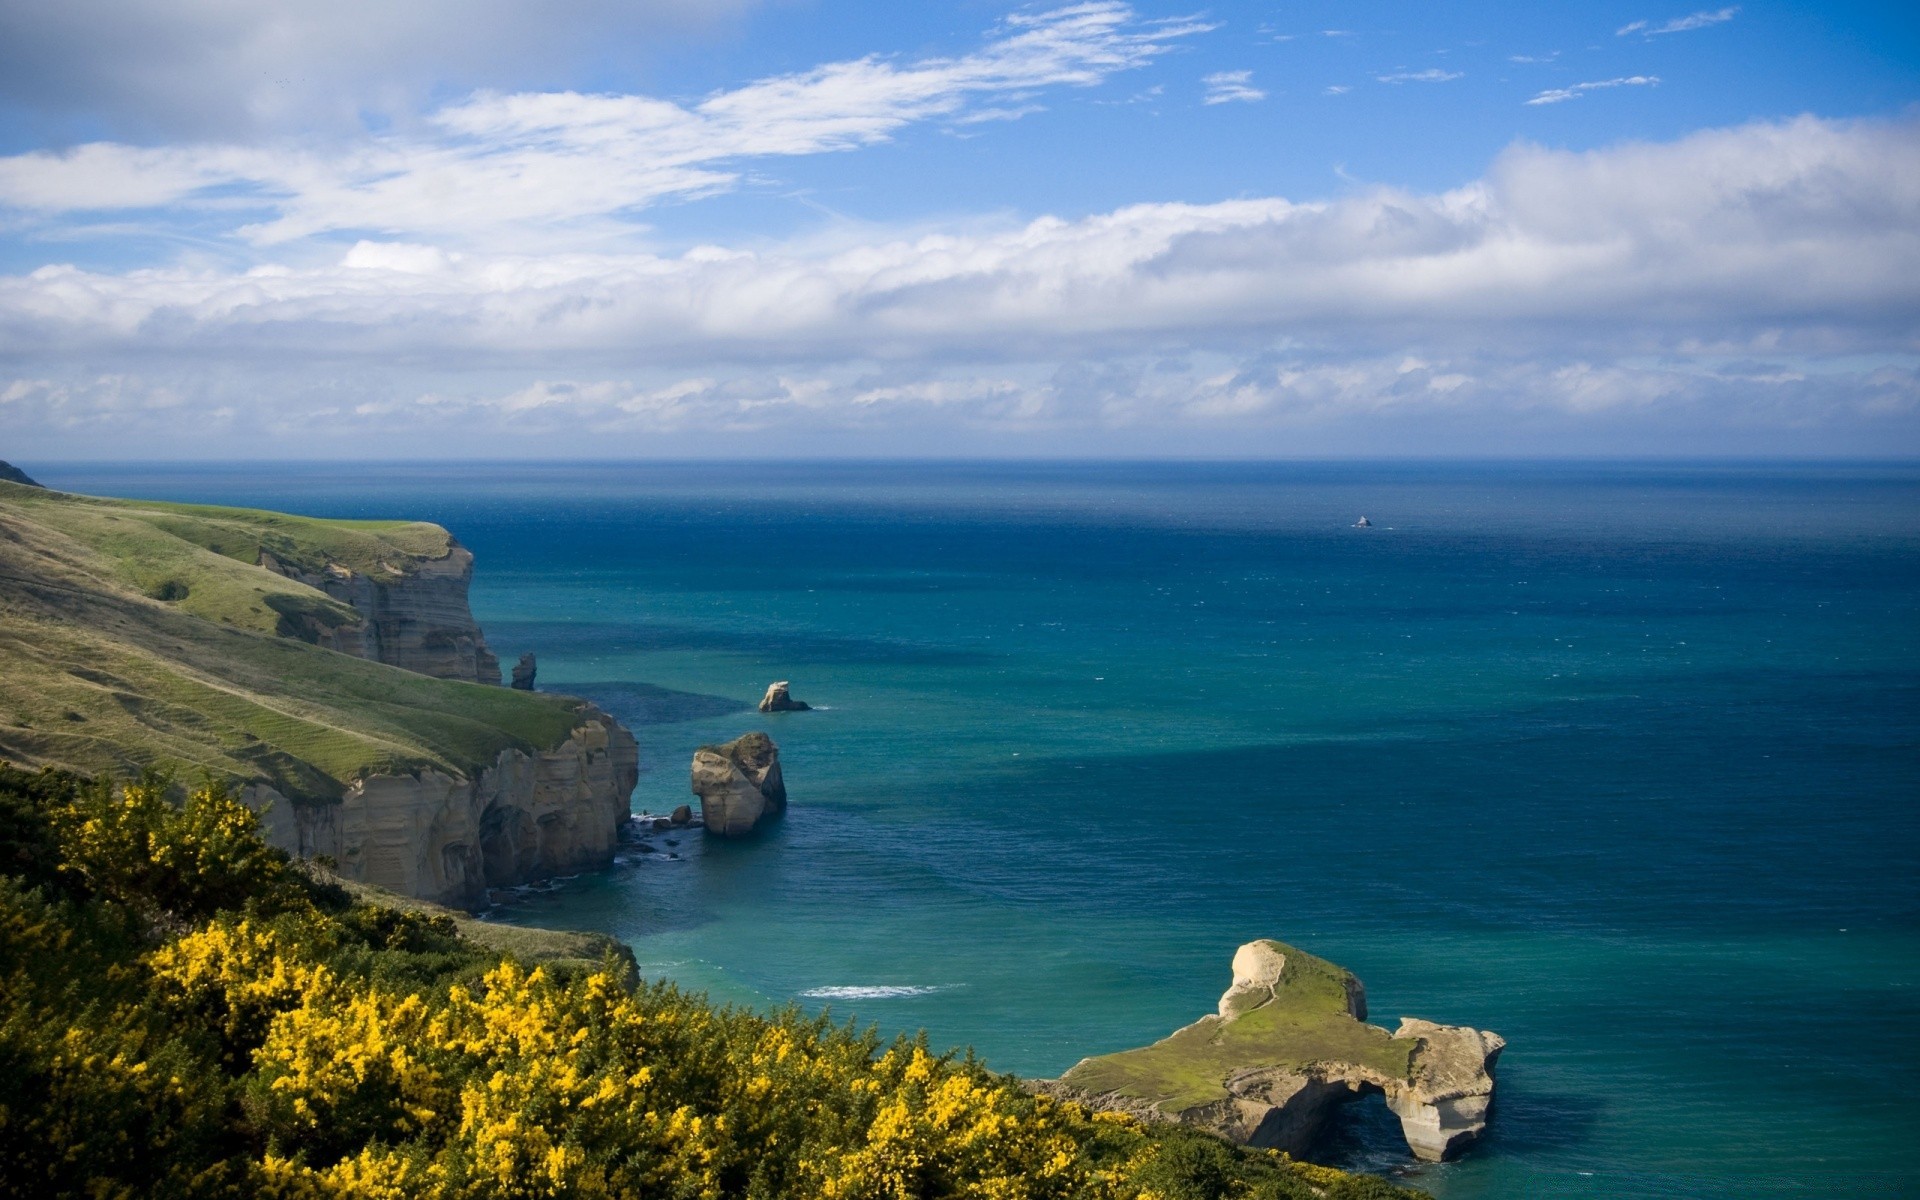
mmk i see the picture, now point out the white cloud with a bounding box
[1324,85,1352,96]
[1202,71,1266,105]
[1617,6,1738,37]
[1509,52,1561,64]
[0,4,1210,246]
[1377,69,1464,84]
[1,114,1916,454]
[0,0,762,137]
[1526,76,1661,106]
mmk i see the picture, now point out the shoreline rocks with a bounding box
[1046,938,1502,1164]
[758,681,811,712]
[691,731,787,836]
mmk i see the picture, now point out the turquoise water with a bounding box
[42,461,1920,1198]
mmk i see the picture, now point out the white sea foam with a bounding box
[799,985,955,1000]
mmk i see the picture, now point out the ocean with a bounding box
[38,460,1920,1199]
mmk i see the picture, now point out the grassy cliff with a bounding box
[0,479,582,801]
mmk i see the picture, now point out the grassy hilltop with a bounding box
[0,479,584,801]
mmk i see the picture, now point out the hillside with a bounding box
[0,764,1429,1200]
[0,478,584,801]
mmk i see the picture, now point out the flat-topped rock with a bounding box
[1051,938,1502,1163]
[691,731,787,836]
[758,681,811,712]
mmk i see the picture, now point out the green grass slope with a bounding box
[1061,941,1414,1113]
[0,479,584,801]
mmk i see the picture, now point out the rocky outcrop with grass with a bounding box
[691,731,786,836]
[1049,938,1503,1163]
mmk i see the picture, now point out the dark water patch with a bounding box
[553,681,750,726]
[488,618,998,668]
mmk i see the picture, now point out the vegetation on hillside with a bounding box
[0,481,583,798]
[0,763,1429,1200]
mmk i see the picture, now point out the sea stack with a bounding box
[1045,938,1502,1163]
[511,652,538,690]
[758,681,811,712]
[690,732,787,836]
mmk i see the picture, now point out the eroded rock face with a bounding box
[511,653,538,690]
[1051,939,1502,1164]
[691,731,786,836]
[260,541,501,684]
[246,706,638,907]
[758,681,811,712]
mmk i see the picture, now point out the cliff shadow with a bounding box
[553,681,751,725]
[1317,1082,1604,1174]
[486,618,997,668]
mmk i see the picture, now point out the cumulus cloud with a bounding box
[1526,76,1661,106]
[8,113,1912,362]
[0,4,1210,245]
[1617,6,1738,37]
[1202,71,1265,105]
[1,114,1915,454]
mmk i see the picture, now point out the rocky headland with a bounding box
[690,731,786,835]
[247,706,637,908]
[1044,938,1503,1163]
[0,478,640,908]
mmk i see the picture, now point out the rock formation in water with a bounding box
[1046,939,1502,1163]
[690,731,786,836]
[511,653,538,690]
[247,706,638,908]
[758,681,811,712]
[259,540,501,684]
[0,461,42,487]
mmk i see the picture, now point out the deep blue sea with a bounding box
[38,461,1920,1199]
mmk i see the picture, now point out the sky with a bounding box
[0,1,1917,459]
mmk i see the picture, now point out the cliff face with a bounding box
[261,542,501,685]
[249,706,639,908]
[1052,939,1503,1164]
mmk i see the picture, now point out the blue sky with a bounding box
[0,1,1916,458]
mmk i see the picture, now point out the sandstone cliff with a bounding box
[260,540,501,684]
[1048,939,1502,1164]
[248,706,638,908]
[691,731,786,836]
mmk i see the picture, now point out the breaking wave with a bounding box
[799,985,956,1000]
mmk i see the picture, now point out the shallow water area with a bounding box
[43,460,1920,1200]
